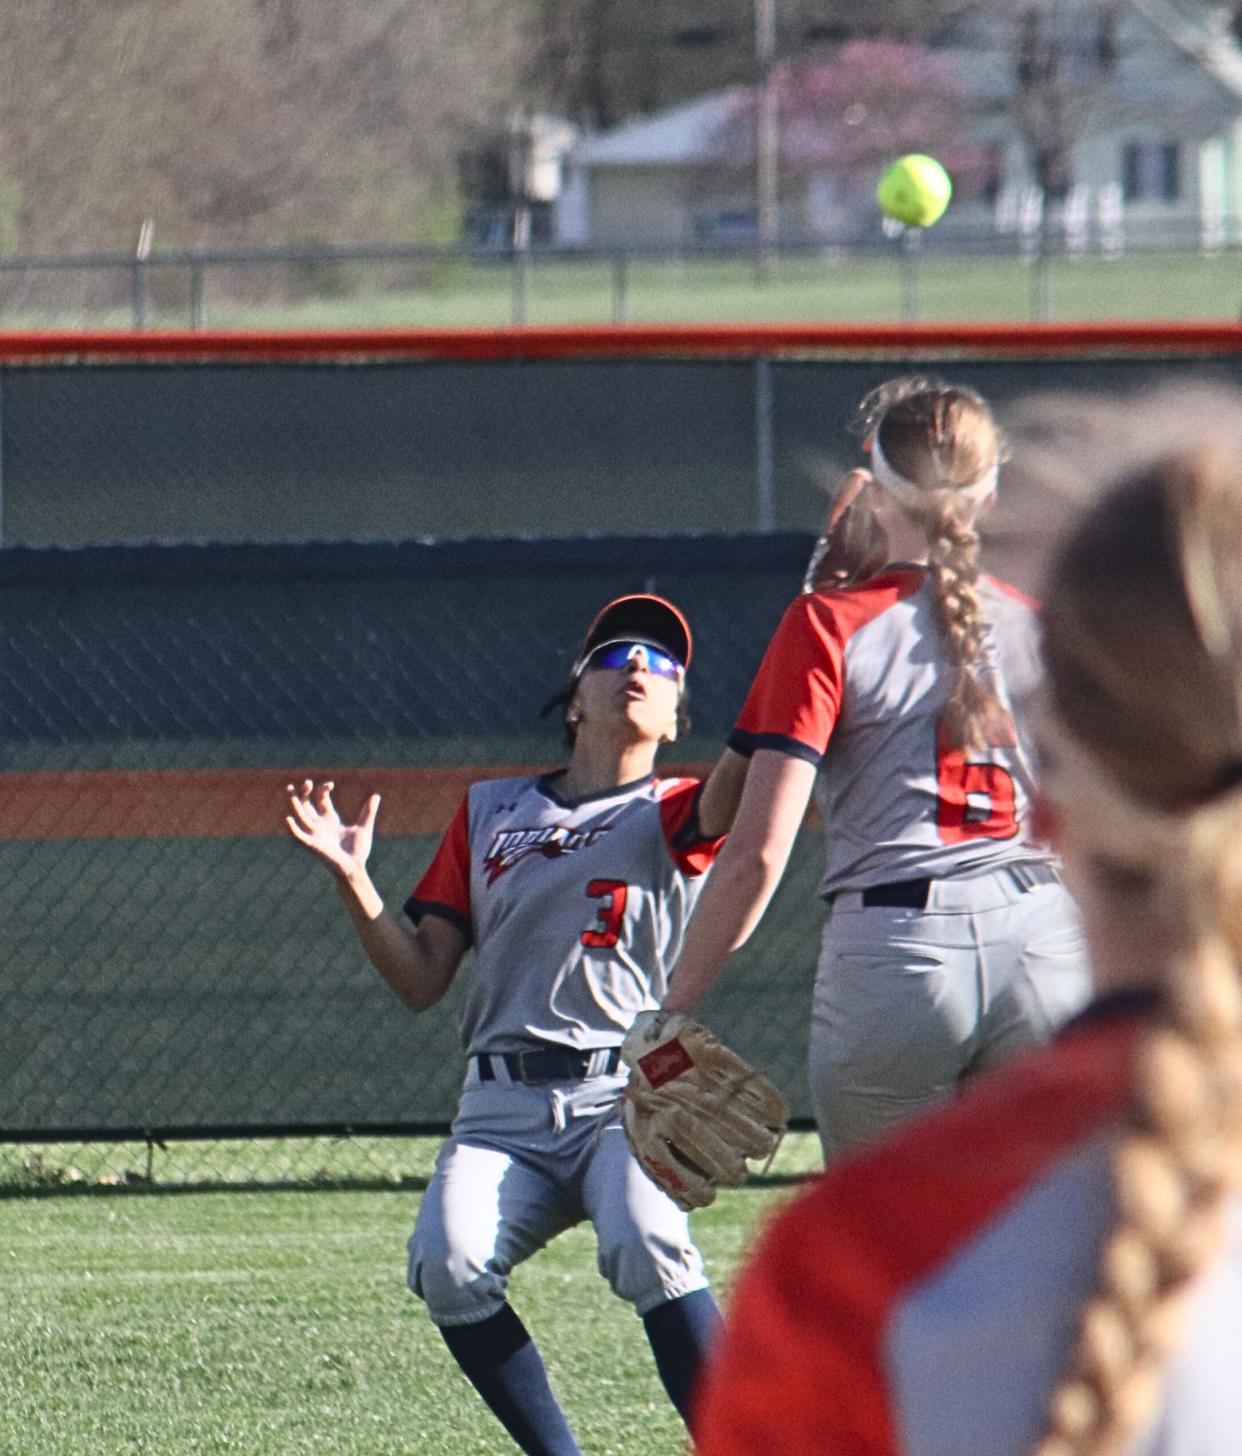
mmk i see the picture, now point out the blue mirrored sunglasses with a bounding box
[583,640,682,680]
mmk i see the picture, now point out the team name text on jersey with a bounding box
[484,824,611,884]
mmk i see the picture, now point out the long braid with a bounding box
[926,489,1012,754]
[1037,448,1242,1456]
[1030,816,1242,1456]
[871,383,1012,754]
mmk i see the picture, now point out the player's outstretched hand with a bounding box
[284,779,380,882]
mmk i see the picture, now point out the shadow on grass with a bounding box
[0,1168,820,1200]
[0,1173,436,1200]
[0,1119,821,1200]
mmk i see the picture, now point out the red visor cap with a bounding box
[574,594,692,676]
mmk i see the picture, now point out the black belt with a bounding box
[855,862,1061,911]
[475,1045,623,1084]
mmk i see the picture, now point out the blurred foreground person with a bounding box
[693,446,1242,1456]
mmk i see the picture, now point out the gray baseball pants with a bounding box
[810,868,1091,1162]
[409,1064,709,1326]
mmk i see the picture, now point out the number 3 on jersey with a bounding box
[582,879,628,948]
[936,739,1018,844]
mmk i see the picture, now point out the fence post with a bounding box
[611,253,629,324]
[1030,232,1052,320]
[754,355,776,532]
[132,219,154,329]
[1020,188,1052,320]
[190,264,205,329]
[901,227,922,322]
[512,249,530,325]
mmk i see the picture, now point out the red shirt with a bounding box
[693,997,1242,1456]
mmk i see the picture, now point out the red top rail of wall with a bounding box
[1,322,1242,363]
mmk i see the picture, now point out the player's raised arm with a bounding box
[285,778,466,1012]
[692,745,751,841]
[662,749,817,1014]
[662,473,888,1006]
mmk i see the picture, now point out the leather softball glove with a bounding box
[619,1010,789,1211]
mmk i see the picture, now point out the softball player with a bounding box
[694,444,1242,1456]
[286,594,746,1456]
[662,377,1090,1160]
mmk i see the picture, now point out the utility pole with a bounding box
[754,0,779,282]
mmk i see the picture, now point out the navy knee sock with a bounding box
[642,1288,722,1425]
[439,1305,581,1456]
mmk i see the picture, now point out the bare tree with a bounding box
[1008,3,1122,200]
[525,0,993,127]
[0,0,538,254]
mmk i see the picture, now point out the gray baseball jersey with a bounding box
[405,771,722,1054]
[731,567,1051,895]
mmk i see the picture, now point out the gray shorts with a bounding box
[810,869,1090,1163]
[408,1063,708,1326]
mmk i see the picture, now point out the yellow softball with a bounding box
[876,154,953,228]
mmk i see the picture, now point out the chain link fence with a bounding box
[4,220,1242,331]
[6,347,1242,549]
[6,330,1242,1191]
[0,534,832,1191]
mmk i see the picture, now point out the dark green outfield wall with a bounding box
[5,353,1241,546]
[0,535,826,1135]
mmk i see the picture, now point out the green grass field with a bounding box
[0,1134,821,1456]
[224,249,1239,327]
[15,246,1242,331]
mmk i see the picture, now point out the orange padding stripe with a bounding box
[0,765,712,841]
[1,321,1241,362]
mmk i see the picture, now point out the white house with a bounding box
[556,1,1242,252]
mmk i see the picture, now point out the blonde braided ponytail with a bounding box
[1037,448,1242,1456]
[925,489,1014,754]
[1032,729,1242,1456]
[868,381,1011,753]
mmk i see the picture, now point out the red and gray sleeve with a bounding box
[729,595,848,765]
[403,793,472,942]
[657,777,725,877]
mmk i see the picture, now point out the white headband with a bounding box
[869,432,998,512]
